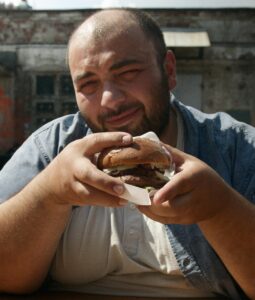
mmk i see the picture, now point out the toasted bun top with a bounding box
[97,137,171,169]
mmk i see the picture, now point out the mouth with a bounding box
[104,106,142,128]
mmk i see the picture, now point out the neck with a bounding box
[159,107,178,147]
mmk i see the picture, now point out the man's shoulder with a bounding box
[173,98,255,137]
[173,98,227,126]
[33,112,89,145]
[173,98,255,198]
[27,112,90,161]
[0,113,90,202]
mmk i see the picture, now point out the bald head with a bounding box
[82,10,138,40]
[67,8,167,68]
[73,11,129,42]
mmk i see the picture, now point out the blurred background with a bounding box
[0,0,254,167]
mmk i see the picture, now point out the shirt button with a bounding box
[183,258,190,267]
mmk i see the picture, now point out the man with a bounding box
[0,8,254,299]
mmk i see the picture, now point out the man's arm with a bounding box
[0,132,132,294]
[198,186,255,299]
[138,146,255,299]
[0,177,71,294]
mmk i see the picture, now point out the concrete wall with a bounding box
[0,8,254,157]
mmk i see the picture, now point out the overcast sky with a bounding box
[3,0,255,9]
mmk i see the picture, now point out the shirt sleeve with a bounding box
[232,123,255,204]
[0,133,49,203]
[0,113,88,204]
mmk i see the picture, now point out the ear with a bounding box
[164,50,177,90]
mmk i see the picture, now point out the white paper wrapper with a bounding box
[121,183,151,205]
[120,131,174,206]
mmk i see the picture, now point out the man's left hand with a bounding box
[138,145,233,224]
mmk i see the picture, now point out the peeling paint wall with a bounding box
[0,10,92,44]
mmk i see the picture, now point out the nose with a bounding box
[101,81,125,110]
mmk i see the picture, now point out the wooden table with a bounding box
[0,292,225,300]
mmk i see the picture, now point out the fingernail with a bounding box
[113,184,125,195]
[122,134,132,144]
[119,199,128,206]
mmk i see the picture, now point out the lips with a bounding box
[104,106,142,128]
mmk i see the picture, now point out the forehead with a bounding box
[68,15,155,72]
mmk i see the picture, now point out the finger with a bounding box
[138,206,171,224]
[74,159,127,197]
[153,170,193,205]
[81,132,133,156]
[140,200,174,218]
[149,193,191,218]
[72,181,128,207]
[138,204,193,225]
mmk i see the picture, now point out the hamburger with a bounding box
[97,137,174,190]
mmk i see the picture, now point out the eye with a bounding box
[119,69,140,81]
[77,80,99,95]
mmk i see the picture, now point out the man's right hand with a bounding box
[35,132,132,208]
[0,132,132,294]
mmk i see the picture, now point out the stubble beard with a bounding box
[83,74,171,137]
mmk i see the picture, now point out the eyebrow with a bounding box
[74,58,141,84]
[74,71,94,84]
[110,59,141,71]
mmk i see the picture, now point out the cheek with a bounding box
[76,93,100,122]
[135,82,158,110]
[127,80,153,106]
[135,72,162,99]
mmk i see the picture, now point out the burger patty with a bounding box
[107,165,169,188]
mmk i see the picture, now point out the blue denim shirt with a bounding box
[1,99,254,299]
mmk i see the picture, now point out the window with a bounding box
[36,75,55,96]
[32,73,77,130]
[36,102,55,114]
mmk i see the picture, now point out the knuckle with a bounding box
[73,183,83,196]
[73,182,89,199]
[74,160,90,179]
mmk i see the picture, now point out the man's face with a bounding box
[69,21,173,137]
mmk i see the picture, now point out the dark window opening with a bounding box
[36,75,55,96]
[36,102,55,114]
